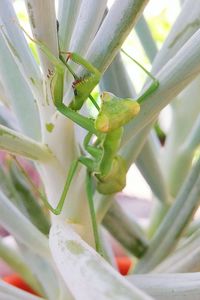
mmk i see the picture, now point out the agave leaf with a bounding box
[135,15,158,62]
[136,4,200,201]
[49,220,154,300]
[0,190,49,257]
[0,237,43,296]
[123,29,200,145]
[102,201,148,258]
[0,0,42,94]
[57,0,81,51]
[69,0,107,56]
[0,80,10,106]
[162,80,200,196]
[0,124,51,161]
[0,31,41,140]
[154,228,200,273]
[186,217,200,237]
[17,242,74,300]
[123,0,200,146]
[0,105,18,130]
[181,113,200,155]
[86,0,149,72]
[128,273,200,300]
[135,157,200,273]
[8,161,50,235]
[0,164,29,216]
[0,280,45,300]
[151,0,200,74]
[133,15,170,203]
[25,0,79,171]
[136,138,170,203]
[132,0,200,200]
[25,0,59,78]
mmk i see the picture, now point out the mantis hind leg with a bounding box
[42,160,79,215]
[86,171,103,255]
[42,155,95,215]
[44,155,102,253]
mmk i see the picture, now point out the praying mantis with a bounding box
[22,28,159,252]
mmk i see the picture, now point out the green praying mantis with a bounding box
[21,28,159,252]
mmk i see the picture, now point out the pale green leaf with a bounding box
[49,221,154,300]
[0,124,51,161]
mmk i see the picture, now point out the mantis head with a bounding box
[95,92,140,132]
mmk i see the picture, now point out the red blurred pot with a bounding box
[115,256,132,275]
[2,274,39,296]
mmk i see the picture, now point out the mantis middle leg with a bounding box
[121,49,159,104]
[36,155,102,253]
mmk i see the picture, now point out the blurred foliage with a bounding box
[147,9,171,46]
[14,0,40,64]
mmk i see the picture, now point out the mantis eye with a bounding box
[100,91,115,102]
[95,114,110,132]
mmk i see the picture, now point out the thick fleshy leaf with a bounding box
[0,190,49,257]
[57,0,81,51]
[0,125,51,161]
[69,0,107,56]
[123,28,200,145]
[135,158,200,273]
[0,0,42,95]
[49,221,154,300]
[0,280,45,300]
[129,273,200,300]
[154,229,200,273]
[8,162,50,235]
[87,0,149,72]
[102,201,148,258]
[17,242,73,300]
[0,31,41,140]
[25,0,59,77]
[0,238,43,295]
[135,15,157,62]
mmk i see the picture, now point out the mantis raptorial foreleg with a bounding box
[60,51,101,111]
[86,171,103,254]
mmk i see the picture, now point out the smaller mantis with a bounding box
[22,28,159,252]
